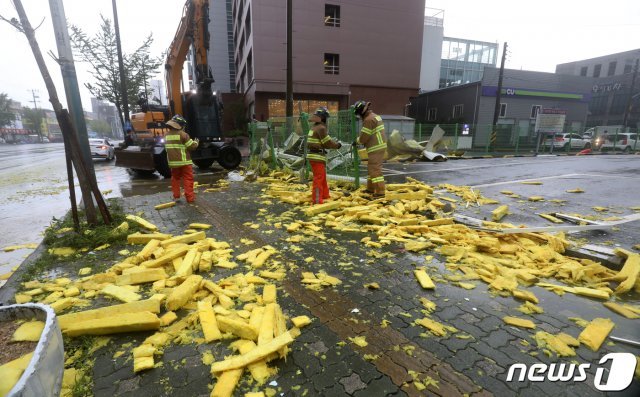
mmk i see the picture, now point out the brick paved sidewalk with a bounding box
[2,180,639,396]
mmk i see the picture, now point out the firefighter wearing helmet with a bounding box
[353,100,386,197]
[165,115,199,203]
[306,107,342,204]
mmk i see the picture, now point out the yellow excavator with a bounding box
[115,0,241,177]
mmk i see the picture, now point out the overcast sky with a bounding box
[1,0,639,112]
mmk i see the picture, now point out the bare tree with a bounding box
[1,0,112,228]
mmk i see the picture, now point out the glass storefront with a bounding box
[439,38,497,88]
[267,99,339,117]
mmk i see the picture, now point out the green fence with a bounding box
[412,124,637,155]
[248,108,361,187]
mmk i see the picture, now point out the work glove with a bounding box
[336,142,342,149]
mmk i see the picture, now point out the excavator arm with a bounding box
[165,0,212,117]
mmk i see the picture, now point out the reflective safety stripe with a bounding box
[169,160,192,167]
[371,176,384,183]
[374,115,382,122]
[307,138,321,144]
[361,127,374,135]
[307,153,326,162]
[367,142,387,153]
[185,139,195,148]
[165,135,181,142]
[320,135,331,144]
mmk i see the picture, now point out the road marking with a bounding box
[385,158,571,176]
[381,167,405,174]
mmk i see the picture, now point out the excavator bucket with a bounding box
[115,147,156,170]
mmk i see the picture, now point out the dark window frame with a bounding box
[324,53,340,75]
[324,4,340,27]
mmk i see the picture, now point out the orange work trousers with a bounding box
[310,160,330,204]
[170,164,195,203]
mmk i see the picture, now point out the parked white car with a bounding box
[598,133,639,152]
[89,138,115,161]
[543,133,591,150]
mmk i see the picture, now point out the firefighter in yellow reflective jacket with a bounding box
[165,115,199,203]
[353,100,386,197]
[307,107,341,204]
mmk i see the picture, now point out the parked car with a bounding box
[598,133,639,152]
[543,133,590,150]
[89,138,115,161]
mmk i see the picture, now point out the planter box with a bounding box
[0,304,64,397]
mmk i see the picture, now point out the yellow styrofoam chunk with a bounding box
[258,303,276,346]
[159,311,178,326]
[189,223,211,230]
[12,320,45,342]
[217,316,258,341]
[116,268,167,285]
[133,344,156,358]
[211,368,243,397]
[503,316,536,329]
[492,205,509,222]
[64,311,161,337]
[57,299,161,330]
[262,284,276,304]
[291,316,312,328]
[143,246,189,268]
[210,331,294,373]
[159,231,206,248]
[125,215,158,231]
[198,300,222,342]
[166,275,203,311]
[578,318,615,351]
[101,284,141,303]
[603,302,640,319]
[154,202,176,210]
[133,356,155,372]
[414,269,435,289]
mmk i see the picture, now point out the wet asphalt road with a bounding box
[382,154,640,252]
[0,143,225,275]
[1,144,638,277]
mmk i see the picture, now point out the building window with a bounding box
[247,50,253,82]
[593,64,602,77]
[499,103,507,118]
[580,66,588,76]
[624,59,633,74]
[453,104,463,118]
[324,53,339,74]
[324,4,340,27]
[607,61,617,76]
[427,107,437,121]
[530,105,541,119]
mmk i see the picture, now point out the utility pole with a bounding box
[286,0,293,131]
[112,0,130,128]
[492,42,508,127]
[29,89,42,141]
[622,59,639,129]
[489,42,507,152]
[48,0,99,222]
[49,0,94,168]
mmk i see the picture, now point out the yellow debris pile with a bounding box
[14,224,306,394]
[300,271,342,291]
[261,172,640,305]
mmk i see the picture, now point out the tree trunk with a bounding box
[13,0,112,226]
